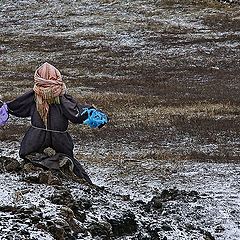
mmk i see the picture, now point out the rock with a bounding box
[155,188,200,202]
[0,205,18,213]
[185,223,196,231]
[88,221,112,239]
[38,171,50,184]
[39,200,45,208]
[23,171,62,185]
[215,225,225,233]
[22,162,43,172]
[121,194,130,201]
[160,188,180,201]
[73,209,86,222]
[19,229,30,236]
[72,198,92,211]
[4,158,21,172]
[16,213,29,220]
[17,205,40,215]
[137,232,152,240]
[39,171,62,185]
[146,196,163,211]
[44,147,56,157]
[50,187,75,207]
[69,198,88,222]
[135,199,145,205]
[60,206,74,222]
[48,223,65,240]
[69,219,87,236]
[204,231,215,240]
[199,228,215,240]
[107,210,137,237]
[23,175,40,184]
[46,218,71,239]
[188,190,199,197]
[161,224,172,231]
[80,198,92,210]
[36,222,47,230]
[31,214,41,224]
[147,224,161,240]
[11,224,20,231]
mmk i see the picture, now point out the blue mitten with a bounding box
[81,108,108,128]
[0,102,9,126]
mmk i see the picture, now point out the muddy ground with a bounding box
[0,0,240,239]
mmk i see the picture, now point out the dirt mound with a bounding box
[0,156,219,239]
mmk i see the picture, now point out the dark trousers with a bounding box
[19,127,92,184]
[19,127,74,158]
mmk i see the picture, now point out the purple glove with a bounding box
[0,103,9,126]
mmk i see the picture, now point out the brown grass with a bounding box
[1,0,240,163]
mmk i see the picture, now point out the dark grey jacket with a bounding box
[6,90,92,184]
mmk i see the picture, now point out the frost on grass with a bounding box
[1,0,240,239]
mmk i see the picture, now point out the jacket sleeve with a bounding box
[6,90,34,118]
[60,94,92,124]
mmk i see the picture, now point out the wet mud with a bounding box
[1,0,240,239]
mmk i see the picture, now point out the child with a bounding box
[1,62,108,184]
